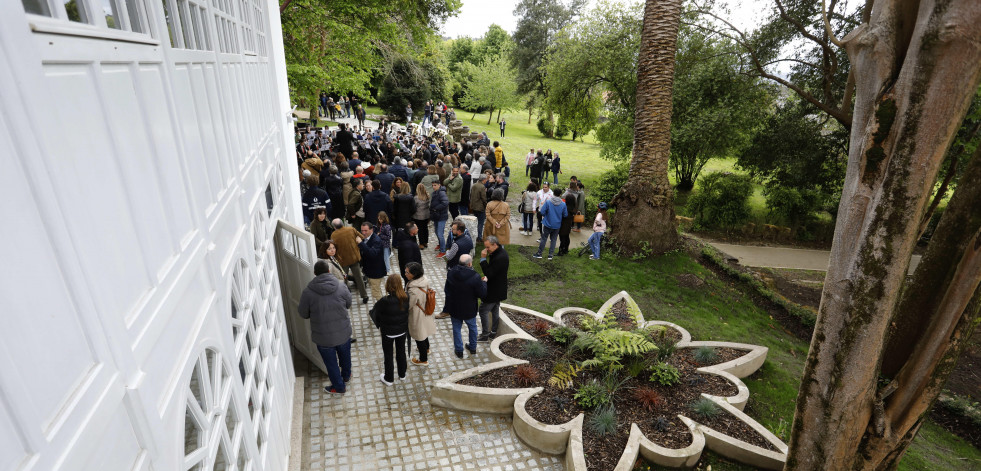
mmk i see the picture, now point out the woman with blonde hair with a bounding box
[370,274,410,385]
[413,183,431,249]
[405,262,435,366]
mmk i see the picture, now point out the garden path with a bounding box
[708,242,923,273]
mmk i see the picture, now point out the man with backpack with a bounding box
[477,236,508,342]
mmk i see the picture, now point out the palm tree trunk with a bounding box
[608,0,681,254]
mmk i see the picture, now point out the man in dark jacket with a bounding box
[429,181,450,255]
[469,174,488,242]
[359,222,388,300]
[321,167,346,221]
[376,164,395,194]
[302,175,331,225]
[444,255,487,358]
[390,158,409,181]
[298,260,353,394]
[444,220,473,270]
[394,223,422,283]
[477,236,509,341]
[335,123,356,159]
[459,165,472,216]
[362,180,392,226]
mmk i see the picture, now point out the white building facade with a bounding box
[0,0,305,470]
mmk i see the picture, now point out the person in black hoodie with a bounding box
[444,255,487,358]
[394,223,422,283]
[477,236,509,341]
[370,274,410,385]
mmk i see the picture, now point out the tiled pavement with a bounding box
[298,240,564,470]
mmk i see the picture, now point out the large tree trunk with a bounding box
[608,0,681,254]
[786,1,981,469]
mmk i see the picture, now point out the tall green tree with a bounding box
[280,0,460,107]
[669,27,770,190]
[458,54,521,124]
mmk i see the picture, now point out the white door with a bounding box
[273,220,329,374]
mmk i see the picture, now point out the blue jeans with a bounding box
[473,211,485,240]
[433,219,447,252]
[317,340,352,392]
[522,213,534,232]
[459,205,469,216]
[553,172,559,184]
[383,247,391,273]
[535,225,560,257]
[588,231,603,258]
[451,316,478,353]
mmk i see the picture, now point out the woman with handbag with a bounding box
[405,262,436,366]
[572,181,586,232]
[482,189,511,245]
[370,274,410,385]
[557,188,578,256]
[520,182,538,235]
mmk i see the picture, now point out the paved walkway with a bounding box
[298,244,562,471]
[708,241,922,273]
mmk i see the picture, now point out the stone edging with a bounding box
[430,291,788,470]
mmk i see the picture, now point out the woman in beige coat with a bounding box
[483,188,511,245]
[405,262,436,366]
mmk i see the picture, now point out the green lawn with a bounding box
[486,244,981,470]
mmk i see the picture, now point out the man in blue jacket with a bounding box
[358,222,388,300]
[362,180,392,227]
[533,188,568,260]
[444,254,487,358]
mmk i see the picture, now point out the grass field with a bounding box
[482,244,981,470]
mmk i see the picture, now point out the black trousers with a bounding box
[558,218,573,253]
[408,337,430,362]
[449,202,459,220]
[381,334,407,382]
[414,218,429,245]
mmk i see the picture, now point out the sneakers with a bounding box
[325,386,345,395]
[411,358,429,366]
[590,256,600,260]
[398,375,406,381]
[533,253,543,259]
[378,374,393,386]
[435,312,450,319]
[362,296,369,304]
[436,252,446,258]
[454,351,464,359]
[548,255,554,260]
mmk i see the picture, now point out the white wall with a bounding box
[0,0,297,469]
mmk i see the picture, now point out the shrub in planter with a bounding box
[514,365,541,387]
[524,341,547,359]
[693,346,719,365]
[632,386,664,412]
[588,405,618,436]
[690,397,720,419]
[649,362,681,386]
[685,172,754,229]
[548,362,581,389]
[574,379,610,409]
[547,325,577,345]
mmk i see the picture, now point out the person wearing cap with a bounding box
[588,202,609,260]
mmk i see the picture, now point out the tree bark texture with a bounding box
[786,1,981,469]
[609,0,681,254]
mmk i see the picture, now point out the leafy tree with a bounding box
[280,0,460,108]
[458,54,521,124]
[377,52,449,121]
[669,28,771,191]
[545,1,641,143]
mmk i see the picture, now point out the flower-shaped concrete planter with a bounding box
[430,291,789,470]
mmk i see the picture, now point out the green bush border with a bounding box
[700,245,818,327]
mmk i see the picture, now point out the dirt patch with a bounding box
[457,309,777,470]
[944,325,981,403]
[757,269,823,309]
[930,405,981,449]
[676,273,706,289]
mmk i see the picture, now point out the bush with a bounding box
[651,416,672,432]
[685,172,755,229]
[554,121,570,139]
[764,186,821,231]
[632,386,664,412]
[537,116,554,138]
[548,325,577,345]
[690,397,720,419]
[524,341,547,359]
[693,346,719,365]
[514,365,541,387]
[649,362,681,386]
[574,380,610,409]
[592,162,630,205]
[587,406,618,436]
[530,319,552,336]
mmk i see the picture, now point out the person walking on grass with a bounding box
[557,187,578,256]
[405,262,435,366]
[370,274,409,386]
[588,202,608,260]
[525,148,535,177]
[299,260,353,395]
[477,236,508,342]
[444,255,486,359]
[499,119,506,138]
[533,188,568,260]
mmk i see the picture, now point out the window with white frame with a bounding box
[183,348,251,471]
[22,0,152,34]
[160,0,212,50]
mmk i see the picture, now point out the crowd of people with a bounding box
[294,107,610,394]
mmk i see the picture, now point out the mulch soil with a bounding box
[457,303,778,471]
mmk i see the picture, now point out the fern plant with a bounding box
[548,362,581,389]
[577,329,657,373]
